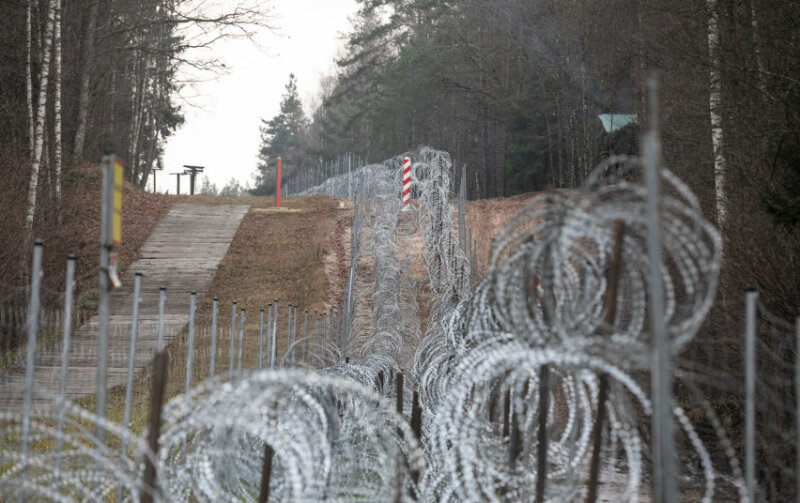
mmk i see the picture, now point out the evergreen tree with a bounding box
[220,177,243,196]
[254,74,308,195]
[199,175,218,195]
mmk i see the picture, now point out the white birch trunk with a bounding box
[25,0,33,155]
[128,53,142,177]
[72,0,98,159]
[53,0,63,208]
[707,0,727,229]
[25,0,57,234]
[750,0,767,95]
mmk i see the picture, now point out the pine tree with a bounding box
[220,178,243,196]
[199,175,218,195]
[254,74,308,195]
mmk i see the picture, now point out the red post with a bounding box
[276,157,282,208]
[402,157,411,210]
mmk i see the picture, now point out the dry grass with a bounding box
[0,164,172,362]
[90,194,353,434]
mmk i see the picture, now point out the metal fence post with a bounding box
[644,75,676,503]
[237,308,245,379]
[270,300,278,368]
[54,254,76,485]
[229,301,237,380]
[795,315,800,502]
[186,292,197,397]
[745,288,758,503]
[287,304,292,363]
[302,310,309,365]
[95,154,116,446]
[118,272,143,502]
[312,311,318,367]
[258,308,265,369]
[209,297,218,380]
[266,304,272,368]
[18,240,43,503]
[291,305,298,365]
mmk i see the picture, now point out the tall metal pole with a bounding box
[55,254,76,485]
[119,272,142,502]
[266,305,272,368]
[185,292,197,397]
[229,302,237,380]
[270,300,278,368]
[209,297,218,379]
[18,240,43,503]
[795,315,800,503]
[312,311,318,368]
[302,310,309,365]
[644,76,675,503]
[258,308,265,369]
[182,292,197,461]
[745,289,757,502]
[95,154,114,446]
[276,157,282,208]
[286,304,292,364]
[237,308,245,379]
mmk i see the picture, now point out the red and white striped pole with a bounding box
[276,156,282,208]
[402,157,411,210]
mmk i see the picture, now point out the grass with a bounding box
[1,165,172,367]
[81,193,353,436]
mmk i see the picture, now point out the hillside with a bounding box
[0,165,172,359]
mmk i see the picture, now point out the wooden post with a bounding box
[276,157,282,208]
[586,220,626,503]
[411,390,422,442]
[534,366,550,502]
[410,389,422,486]
[258,443,275,503]
[141,350,168,503]
[396,374,404,414]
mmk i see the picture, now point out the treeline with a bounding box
[259,0,798,218]
[0,0,267,249]
[255,0,799,311]
[0,0,270,292]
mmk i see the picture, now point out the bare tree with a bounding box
[24,0,57,236]
[53,0,63,218]
[707,0,727,229]
[25,0,33,155]
[72,0,98,160]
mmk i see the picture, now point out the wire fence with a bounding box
[1,139,799,501]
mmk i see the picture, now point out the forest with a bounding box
[0,0,266,274]
[252,0,800,326]
[252,6,800,486]
[1,0,800,499]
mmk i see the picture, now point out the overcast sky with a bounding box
[159,0,358,194]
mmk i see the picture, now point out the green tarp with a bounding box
[598,113,637,133]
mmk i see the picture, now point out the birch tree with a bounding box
[24,0,57,235]
[25,0,33,155]
[72,0,98,160]
[707,0,727,229]
[53,0,63,214]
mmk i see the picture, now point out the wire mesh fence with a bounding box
[1,141,798,501]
